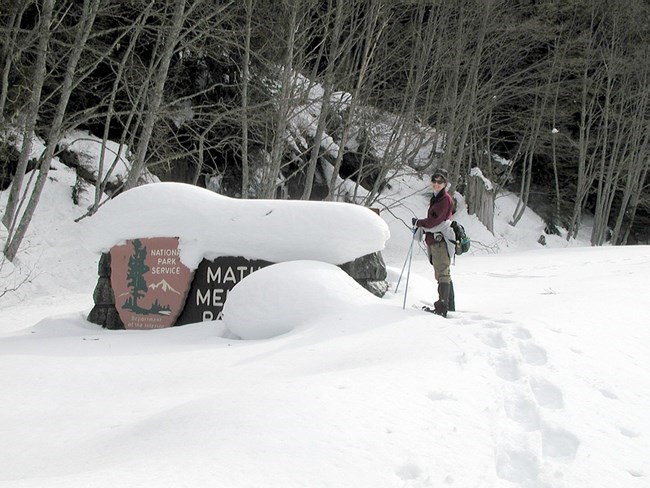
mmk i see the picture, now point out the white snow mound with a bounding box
[89,182,390,268]
[222,260,379,340]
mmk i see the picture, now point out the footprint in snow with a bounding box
[504,393,541,431]
[426,391,455,402]
[598,388,619,400]
[529,377,564,409]
[395,463,424,482]
[541,423,580,460]
[480,330,507,349]
[470,313,490,321]
[512,327,532,340]
[627,469,644,478]
[619,426,640,438]
[494,318,516,325]
[493,352,522,382]
[495,445,540,484]
[518,341,548,366]
[482,320,501,329]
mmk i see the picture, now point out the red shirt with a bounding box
[416,190,453,246]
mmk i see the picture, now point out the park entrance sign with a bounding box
[91,239,273,330]
[87,182,390,330]
[109,237,193,329]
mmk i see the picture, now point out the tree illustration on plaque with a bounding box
[122,239,150,313]
[149,298,172,315]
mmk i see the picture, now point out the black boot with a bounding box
[448,281,455,312]
[434,282,451,318]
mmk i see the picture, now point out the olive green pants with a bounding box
[428,241,451,284]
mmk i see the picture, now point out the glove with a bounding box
[411,217,418,227]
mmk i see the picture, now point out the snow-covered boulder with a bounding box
[58,130,158,191]
[222,261,379,340]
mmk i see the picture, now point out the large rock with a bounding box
[339,251,388,298]
[87,253,124,329]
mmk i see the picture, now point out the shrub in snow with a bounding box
[222,261,378,340]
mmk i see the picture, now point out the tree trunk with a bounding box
[611,102,648,244]
[0,3,29,124]
[512,73,552,226]
[302,0,344,200]
[263,2,299,199]
[124,0,188,190]
[88,2,154,215]
[4,0,100,261]
[240,0,253,198]
[2,0,54,234]
[326,2,385,201]
[365,3,438,205]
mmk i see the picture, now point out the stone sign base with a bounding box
[87,253,125,329]
[88,249,388,330]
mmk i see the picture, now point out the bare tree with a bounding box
[86,1,156,215]
[326,1,388,201]
[4,0,101,261]
[589,5,649,245]
[123,0,189,190]
[240,0,254,198]
[2,0,54,236]
[257,0,319,198]
[0,246,37,301]
[0,1,33,125]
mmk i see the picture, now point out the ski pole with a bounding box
[395,227,417,293]
[402,235,414,310]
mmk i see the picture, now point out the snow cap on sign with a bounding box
[89,182,390,269]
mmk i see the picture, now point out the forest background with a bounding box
[1,0,648,262]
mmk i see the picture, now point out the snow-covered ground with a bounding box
[1,163,648,488]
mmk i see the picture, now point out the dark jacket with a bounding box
[416,189,454,246]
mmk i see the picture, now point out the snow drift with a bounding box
[223,260,379,339]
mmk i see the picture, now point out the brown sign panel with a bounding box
[175,256,272,326]
[110,237,193,329]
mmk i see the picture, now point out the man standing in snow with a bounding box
[412,169,456,317]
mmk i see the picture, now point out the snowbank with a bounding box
[89,182,390,269]
[222,260,379,339]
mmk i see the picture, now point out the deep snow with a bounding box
[1,160,649,488]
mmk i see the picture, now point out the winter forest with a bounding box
[1,0,649,262]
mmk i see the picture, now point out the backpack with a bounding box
[451,221,470,255]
